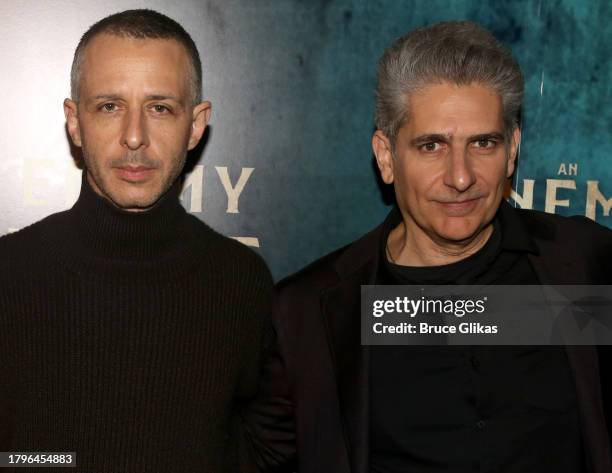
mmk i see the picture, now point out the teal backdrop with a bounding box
[189,0,611,280]
[1,0,610,281]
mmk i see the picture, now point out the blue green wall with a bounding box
[191,0,610,279]
[1,1,609,281]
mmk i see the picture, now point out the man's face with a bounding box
[64,34,211,211]
[373,82,520,245]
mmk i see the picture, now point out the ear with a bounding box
[372,130,395,184]
[63,99,82,147]
[506,126,521,178]
[188,101,212,150]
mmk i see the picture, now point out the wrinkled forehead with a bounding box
[402,82,505,136]
[78,34,192,99]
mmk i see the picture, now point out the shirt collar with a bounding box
[497,199,540,254]
[381,199,539,257]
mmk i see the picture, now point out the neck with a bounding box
[37,171,215,282]
[86,172,156,213]
[387,219,494,267]
[71,171,186,261]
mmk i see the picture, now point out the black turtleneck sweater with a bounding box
[0,175,273,472]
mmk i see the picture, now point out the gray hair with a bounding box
[375,21,524,143]
[70,9,202,104]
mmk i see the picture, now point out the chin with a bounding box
[434,218,485,243]
[106,189,163,211]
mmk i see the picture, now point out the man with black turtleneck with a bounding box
[0,10,272,473]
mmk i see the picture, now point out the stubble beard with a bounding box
[83,149,186,212]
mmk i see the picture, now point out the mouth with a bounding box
[114,166,156,183]
[436,197,482,215]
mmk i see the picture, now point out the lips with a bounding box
[114,166,155,183]
[437,197,481,215]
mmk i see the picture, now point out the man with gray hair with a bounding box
[247,20,612,473]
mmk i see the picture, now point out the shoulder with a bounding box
[0,218,41,249]
[516,206,610,233]
[515,207,611,248]
[0,211,65,259]
[186,214,273,288]
[275,218,384,299]
[514,208,612,281]
[0,211,72,285]
[276,244,347,295]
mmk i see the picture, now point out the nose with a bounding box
[121,109,149,150]
[443,148,476,192]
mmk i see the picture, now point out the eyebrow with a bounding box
[410,132,505,146]
[91,94,182,102]
[146,94,181,102]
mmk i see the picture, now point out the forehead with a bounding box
[403,82,504,135]
[79,34,191,97]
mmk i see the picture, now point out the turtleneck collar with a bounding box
[71,171,187,261]
[37,170,217,282]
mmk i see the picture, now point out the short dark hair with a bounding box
[375,20,524,143]
[70,9,202,104]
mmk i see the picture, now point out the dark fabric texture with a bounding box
[248,201,612,473]
[0,175,273,473]
[370,209,584,473]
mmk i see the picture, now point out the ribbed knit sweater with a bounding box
[0,175,273,472]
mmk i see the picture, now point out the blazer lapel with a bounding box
[526,213,612,473]
[320,222,385,473]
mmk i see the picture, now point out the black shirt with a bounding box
[370,202,584,473]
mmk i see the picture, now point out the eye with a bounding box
[100,103,117,112]
[420,142,442,153]
[473,139,496,149]
[152,104,170,114]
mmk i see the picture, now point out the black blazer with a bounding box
[244,204,612,473]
